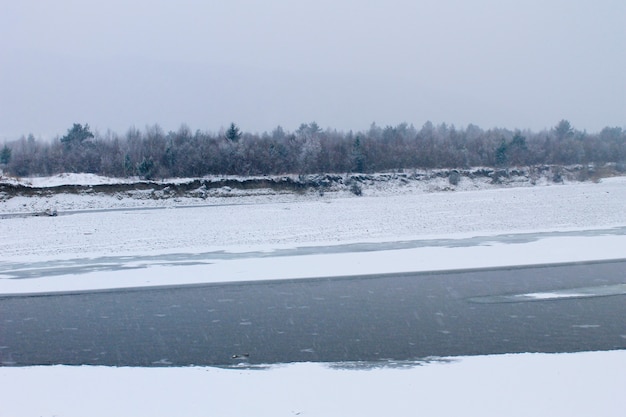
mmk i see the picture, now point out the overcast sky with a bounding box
[1,0,625,140]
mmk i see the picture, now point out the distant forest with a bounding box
[1,120,625,178]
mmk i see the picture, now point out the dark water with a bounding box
[1,260,625,366]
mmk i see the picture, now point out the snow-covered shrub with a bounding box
[448,170,461,186]
[349,182,362,196]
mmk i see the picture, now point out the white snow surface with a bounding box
[1,175,626,416]
[2,351,626,417]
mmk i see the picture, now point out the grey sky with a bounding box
[1,0,625,140]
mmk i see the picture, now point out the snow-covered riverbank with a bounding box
[2,350,625,417]
[0,166,615,214]
[3,175,626,258]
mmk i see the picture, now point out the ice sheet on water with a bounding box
[470,283,626,303]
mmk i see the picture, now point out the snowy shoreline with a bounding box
[2,350,626,417]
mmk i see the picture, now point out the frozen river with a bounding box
[2,226,626,282]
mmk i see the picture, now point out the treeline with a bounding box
[1,120,625,178]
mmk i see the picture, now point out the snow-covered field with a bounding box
[1,175,626,416]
